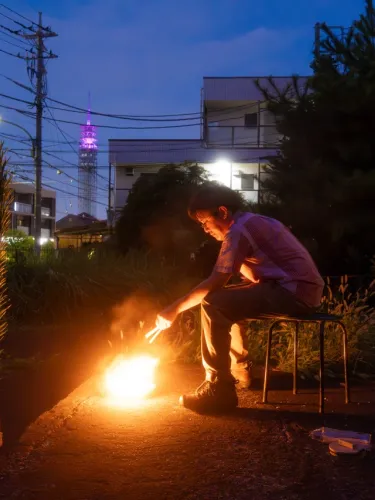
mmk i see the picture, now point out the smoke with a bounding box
[109,291,182,363]
[110,292,158,342]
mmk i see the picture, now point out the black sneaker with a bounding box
[179,380,238,413]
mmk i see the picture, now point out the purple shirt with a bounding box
[214,212,324,307]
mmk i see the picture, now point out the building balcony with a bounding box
[204,125,281,149]
[13,202,33,214]
[41,207,51,217]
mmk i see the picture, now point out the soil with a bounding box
[0,363,375,500]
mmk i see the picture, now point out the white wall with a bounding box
[206,102,278,147]
[115,162,261,210]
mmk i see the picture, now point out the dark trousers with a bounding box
[201,282,313,382]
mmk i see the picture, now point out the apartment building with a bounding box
[9,182,56,243]
[109,76,305,217]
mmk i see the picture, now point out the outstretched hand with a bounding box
[155,304,179,330]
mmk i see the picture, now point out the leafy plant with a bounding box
[0,143,12,345]
[245,277,375,378]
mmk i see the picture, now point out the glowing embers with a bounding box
[104,355,159,406]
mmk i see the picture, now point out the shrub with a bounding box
[6,248,200,329]
[0,145,12,345]
[245,277,375,378]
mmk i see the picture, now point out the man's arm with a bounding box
[174,270,232,314]
[156,270,231,329]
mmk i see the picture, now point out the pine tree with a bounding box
[256,0,375,275]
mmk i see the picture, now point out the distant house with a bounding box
[10,182,56,244]
[55,212,109,249]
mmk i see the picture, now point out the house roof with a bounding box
[56,212,99,231]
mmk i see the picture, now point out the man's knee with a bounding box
[203,289,224,309]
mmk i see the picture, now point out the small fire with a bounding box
[104,355,159,405]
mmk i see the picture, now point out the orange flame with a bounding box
[104,355,159,405]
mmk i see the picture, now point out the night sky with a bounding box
[0,0,365,219]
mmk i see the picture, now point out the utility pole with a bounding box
[107,162,113,234]
[22,13,57,253]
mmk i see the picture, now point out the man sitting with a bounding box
[154,183,324,413]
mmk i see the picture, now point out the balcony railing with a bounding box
[41,207,51,217]
[205,125,281,148]
[12,203,52,217]
[13,202,33,214]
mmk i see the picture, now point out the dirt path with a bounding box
[0,365,375,500]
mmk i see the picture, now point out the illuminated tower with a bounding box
[78,99,98,216]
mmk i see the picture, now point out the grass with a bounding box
[4,245,375,378]
[6,247,199,329]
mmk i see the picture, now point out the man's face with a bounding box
[195,208,232,241]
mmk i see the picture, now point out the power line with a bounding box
[0,46,23,58]
[0,4,50,30]
[0,11,36,32]
[0,27,31,46]
[0,85,265,126]
[0,34,29,50]
[10,170,108,208]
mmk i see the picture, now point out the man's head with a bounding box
[188,183,246,241]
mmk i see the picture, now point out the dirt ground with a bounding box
[0,364,375,500]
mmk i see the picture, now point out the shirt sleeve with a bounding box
[214,226,252,274]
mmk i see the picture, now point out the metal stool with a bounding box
[262,313,350,414]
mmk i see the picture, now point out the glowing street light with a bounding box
[207,159,233,188]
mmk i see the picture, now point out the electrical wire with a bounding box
[0,10,36,32]
[10,170,108,208]
[0,4,51,31]
[0,35,30,51]
[0,46,23,58]
[0,27,31,45]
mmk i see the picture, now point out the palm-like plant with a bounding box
[0,142,12,344]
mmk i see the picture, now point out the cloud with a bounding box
[45,0,307,115]
[1,0,311,217]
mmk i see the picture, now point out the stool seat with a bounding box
[262,313,350,414]
[258,313,342,322]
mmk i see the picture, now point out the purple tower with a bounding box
[78,99,98,216]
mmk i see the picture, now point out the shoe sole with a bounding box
[179,395,238,414]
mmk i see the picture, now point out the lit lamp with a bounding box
[213,159,232,188]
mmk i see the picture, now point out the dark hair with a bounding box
[188,182,247,220]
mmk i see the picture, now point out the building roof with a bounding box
[56,212,99,231]
[108,139,276,165]
[203,76,309,101]
[10,182,56,198]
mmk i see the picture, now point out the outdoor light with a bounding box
[212,159,232,188]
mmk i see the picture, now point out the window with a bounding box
[125,167,134,176]
[241,174,255,191]
[244,113,258,128]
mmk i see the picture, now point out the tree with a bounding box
[256,0,375,275]
[0,143,12,343]
[4,229,34,253]
[115,163,209,259]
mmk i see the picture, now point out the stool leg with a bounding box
[319,321,325,414]
[293,322,299,395]
[339,321,350,404]
[262,322,276,404]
